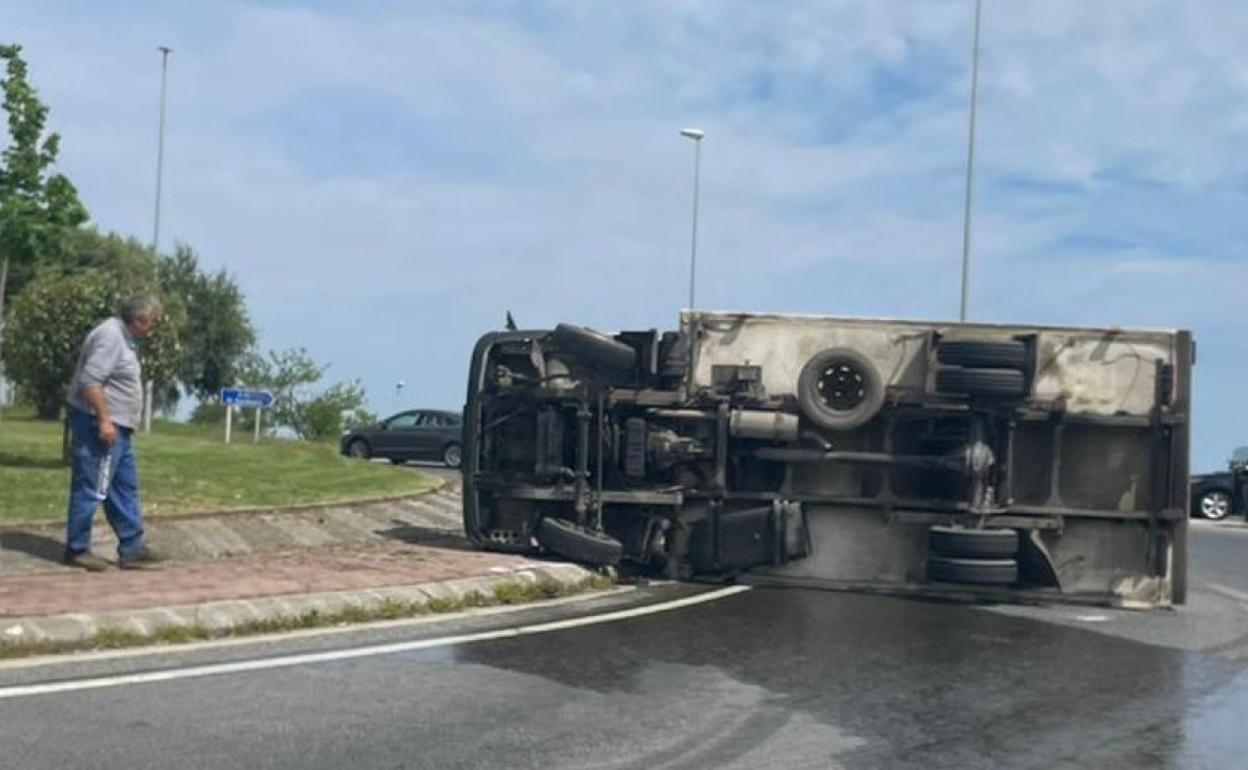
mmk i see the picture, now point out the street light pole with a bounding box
[152,46,172,255]
[959,0,982,322]
[144,45,172,434]
[680,128,705,310]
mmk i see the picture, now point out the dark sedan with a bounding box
[1190,446,1248,520]
[340,409,463,468]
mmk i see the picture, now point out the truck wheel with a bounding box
[927,556,1018,585]
[934,367,1027,398]
[797,347,885,431]
[928,526,1019,558]
[550,323,637,375]
[1197,490,1232,521]
[936,340,1028,369]
[536,517,623,566]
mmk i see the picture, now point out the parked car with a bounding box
[1190,447,1248,520]
[340,409,463,468]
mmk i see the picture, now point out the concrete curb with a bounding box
[0,476,452,532]
[0,563,594,646]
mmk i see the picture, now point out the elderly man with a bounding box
[62,294,164,571]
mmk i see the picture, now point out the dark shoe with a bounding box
[63,552,110,572]
[118,546,165,570]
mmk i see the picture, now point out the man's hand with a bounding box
[98,417,117,446]
[81,386,116,446]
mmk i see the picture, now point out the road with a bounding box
[1,520,1246,770]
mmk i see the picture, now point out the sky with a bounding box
[2,1,1247,471]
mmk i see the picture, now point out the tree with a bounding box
[16,231,251,414]
[0,44,89,308]
[158,244,254,400]
[62,227,153,275]
[66,229,193,413]
[290,381,370,441]
[0,268,184,418]
[231,348,369,441]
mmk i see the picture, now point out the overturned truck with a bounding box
[462,311,1193,608]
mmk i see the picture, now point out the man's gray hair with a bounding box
[119,294,163,324]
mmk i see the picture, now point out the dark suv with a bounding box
[1190,447,1248,521]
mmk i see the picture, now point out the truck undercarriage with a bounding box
[462,312,1192,608]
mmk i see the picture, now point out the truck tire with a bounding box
[934,367,1027,398]
[797,347,885,431]
[550,324,637,375]
[928,526,1019,559]
[536,517,623,566]
[936,340,1028,369]
[927,556,1018,585]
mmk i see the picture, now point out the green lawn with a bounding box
[0,409,437,525]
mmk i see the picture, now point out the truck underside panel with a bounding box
[462,311,1193,609]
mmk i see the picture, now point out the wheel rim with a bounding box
[816,362,866,411]
[445,445,461,467]
[1201,491,1231,520]
[349,441,367,458]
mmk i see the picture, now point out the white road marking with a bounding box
[0,585,750,700]
[1205,582,1248,606]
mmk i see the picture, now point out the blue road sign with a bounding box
[221,387,274,408]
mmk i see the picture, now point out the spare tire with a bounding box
[550,324,636,375]
[928,526,1019,559]
[934,367,1027,398]
[536,517,623,566]
[936,340,1028,370]
[797,347,885,431]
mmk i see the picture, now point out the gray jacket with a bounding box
[67,317,144,429]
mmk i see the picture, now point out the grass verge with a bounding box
[0,409,436,524]
[0,575,616,660]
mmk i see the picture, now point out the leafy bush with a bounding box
[231,348,371,441]
[1,269,184,418]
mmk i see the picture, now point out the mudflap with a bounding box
[1017,528,1062,590]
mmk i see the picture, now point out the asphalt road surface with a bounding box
[2,521,1246,770]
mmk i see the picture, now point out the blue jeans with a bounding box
[65,408,146,559]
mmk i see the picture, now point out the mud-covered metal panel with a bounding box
[757,506,930,585]
[1031,333,1174,416]
[683,311,1177,417]
[1036,519,1171,608]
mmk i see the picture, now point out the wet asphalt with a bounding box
[1,521,1246,770]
